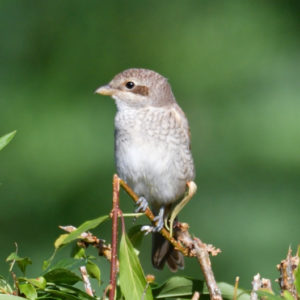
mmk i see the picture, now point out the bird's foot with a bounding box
[135,196,148,213]
[140,223,163,235]
[140,206,165,235]
[140,225,153,235]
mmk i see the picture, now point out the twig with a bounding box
[118,175,223,300]
[251,273,261,300]
[11,272,19,296]
[141,282,150,300]
[192,237,222,300]
[102,284,111,300]
[109,174,120,300]
[233,276,239,300]
[9,243,18,273]
[277,247,299,300]
[191,291,200,300]
[9,243,20,295]
[59,226,112,262]
[120,178,189,256]
[251,273,273,300]
[79,266,94,296]
[122,212,144,218]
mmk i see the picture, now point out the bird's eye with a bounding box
[125,81,135,89]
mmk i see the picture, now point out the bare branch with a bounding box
[192,237,222,300]
[109,174,120,300]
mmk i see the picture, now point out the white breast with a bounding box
[114,105,193,207]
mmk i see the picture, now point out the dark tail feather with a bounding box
[152,232,184,272]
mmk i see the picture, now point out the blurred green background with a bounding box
[1,0,300,292]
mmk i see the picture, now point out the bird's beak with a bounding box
[94,85,116,96]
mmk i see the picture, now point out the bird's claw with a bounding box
[140,222,163,235]
[140,206,165,234]
[141,225,153,235]
[135,196,148,213]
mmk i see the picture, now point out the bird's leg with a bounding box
[168,181,197,237]
[153,206,165,232]
[135,196,149,213]
[141,206,165,234]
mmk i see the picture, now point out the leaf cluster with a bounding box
[0,213,300,300]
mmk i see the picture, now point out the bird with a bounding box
[95,68,196,271]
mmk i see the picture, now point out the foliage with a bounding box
[0,213,248,300]
[0,131,16,152]
[0,213,299,300]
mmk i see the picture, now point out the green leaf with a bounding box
[116,285,125,300]
[153,276,204,298]
[0,275,13,294]
[45,257,86,272]
[72,245,86,259]
[128,225,144,249]
[119,233,153,300]
[28,277,46,290]
[43,288,81,300]
[6,252,32,274]
[16,259,32,275]
[0,295,27,300]
[54,234,69,249]
[283,291,295,300]
[42,260,50,271]
[19,282,37,300]
[19,277,47,290]
[44,283,95,300]
[86,260,101,285]
[153,278,250,300]
[54,215,109,248]
[44,268,82,285]
[0,131,16,151]
[42,249,57,271]
[217,282,250,300]
[6,252,18,261]
[257,290,282,300]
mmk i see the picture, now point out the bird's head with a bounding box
[95,68,175,109]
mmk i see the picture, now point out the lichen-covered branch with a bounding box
[251,273,273,300]
[277,247,299,300]
[79,266,94,296]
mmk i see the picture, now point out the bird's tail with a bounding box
[152,229,184,272]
